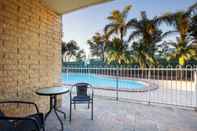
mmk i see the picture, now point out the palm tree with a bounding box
[62,40,79,62]
[128,11,162,44]
[106,38,131,65]
[76,49,86,62]
[61,41,67,64]
[62,41,67,56]
[166,37,197,65]
[127,11,162,67]
[104,5,132,41]
[157,41,171,59]
[130,40,158,68]
[159,2,197,65]
[104,5,133,65]
[189,15,197,44]
[159,2,197,38]
[87,32,106,61]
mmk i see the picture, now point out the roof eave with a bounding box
[41,0,113,15]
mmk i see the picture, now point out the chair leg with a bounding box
[74,102,76,110]
[43,116,45,131]
[91,101,93,120]
[43,126,45,131]
[70,102,72,122]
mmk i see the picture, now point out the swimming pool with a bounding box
[61,73,146,91]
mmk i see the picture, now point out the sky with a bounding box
[62,0,196,57]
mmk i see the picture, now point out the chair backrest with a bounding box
[70,83,94,98]
[0,101,39,117]
[76,83,89,96]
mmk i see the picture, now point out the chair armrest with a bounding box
[0,101,39,113]
[0,116,40,131]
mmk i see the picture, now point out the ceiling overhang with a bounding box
[41,0,112,15]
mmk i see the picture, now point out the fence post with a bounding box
[116,67,119,101]
[148,67,151,104]
[195,68,197,111]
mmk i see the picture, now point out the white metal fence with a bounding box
[62,66,197,108]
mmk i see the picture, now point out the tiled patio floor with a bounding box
[45,95,197,131]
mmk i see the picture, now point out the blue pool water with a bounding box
[61,73,145,89]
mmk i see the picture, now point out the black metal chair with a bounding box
[0,101,45,131]
[69,83,94,121]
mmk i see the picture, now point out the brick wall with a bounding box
[0,0,62,112]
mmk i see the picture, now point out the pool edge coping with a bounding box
[61,73,159,92]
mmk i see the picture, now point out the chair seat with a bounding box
[15,113,44,131]
[0,111,44,131]
[0,111,14,131]
[15,119,37,131]
[72,96,91,102]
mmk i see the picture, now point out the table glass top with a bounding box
[36,87,69,96]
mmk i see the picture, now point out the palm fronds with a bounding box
[104,4,132,41]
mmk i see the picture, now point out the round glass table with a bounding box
[36,87,69,131]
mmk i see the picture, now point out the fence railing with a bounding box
[62,66,197,109]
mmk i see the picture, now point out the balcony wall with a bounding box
[0,0,62,112]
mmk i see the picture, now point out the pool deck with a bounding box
[45,95,197,131]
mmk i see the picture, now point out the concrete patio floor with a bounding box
[45,95,197,131]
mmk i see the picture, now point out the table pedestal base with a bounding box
[45,95,66,131]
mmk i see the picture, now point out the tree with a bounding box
[130,40,158,68]
[128,11,162,44]
[76,49,86,62]
[106,38,131,65]
[159,2,197,65]
[104,5,133,65]
[189,15,197,44]
[62,41,67,56]
[156,41,172,59]
[127,11,162,67]
[166,37,197,65]
[104,5,132,41]
[88,32,106,61]
[159,2,197,39]
[62,40,79,62]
